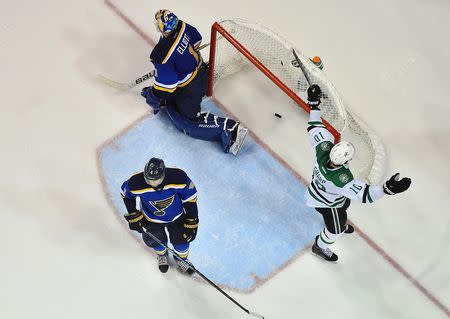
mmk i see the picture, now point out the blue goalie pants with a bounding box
[171,62,209,119]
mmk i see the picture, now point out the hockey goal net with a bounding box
[207,19,386,185]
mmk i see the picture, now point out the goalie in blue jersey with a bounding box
[121,158,199,274]
[141,9,248,155]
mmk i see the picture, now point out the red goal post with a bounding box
[207,21,340,142]
[206,19,386,185]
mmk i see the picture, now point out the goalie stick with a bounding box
[98,42,210,90]
[142,227,265,319]
[98,71,154,90]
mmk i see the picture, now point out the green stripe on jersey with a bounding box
[308,121,325,126]
[320,233,334,244]
[367,191,373,203]
[308,187,347,207]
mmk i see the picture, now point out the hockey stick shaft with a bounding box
[99,42,210,90]
[142,227,264,319]
[292,48,312,86]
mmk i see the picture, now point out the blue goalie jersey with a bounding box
[121,168,198,223]
[150,20,203,95]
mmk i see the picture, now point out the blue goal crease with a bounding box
[99,98,323,291]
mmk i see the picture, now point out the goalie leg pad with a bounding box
[165,106,238,153]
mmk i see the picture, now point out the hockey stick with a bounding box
[292,48,329,100]
[141,227,265,319]
[98,71,154,90]
[292,48,312,86]
[98,42,210,90]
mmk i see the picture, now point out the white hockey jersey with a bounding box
[305,110,385,208]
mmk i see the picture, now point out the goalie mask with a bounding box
[144,157,166,187]
[155,9,179,36]
[329,141,355,166]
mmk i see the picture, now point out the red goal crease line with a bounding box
[102,1,449,316]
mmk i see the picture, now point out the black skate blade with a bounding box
[311,251,338,263]
[158,265,169,273]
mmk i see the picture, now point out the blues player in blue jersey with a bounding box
[121,158,199,273]
[140,9,248,155]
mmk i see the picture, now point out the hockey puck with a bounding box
[274,113,282,118]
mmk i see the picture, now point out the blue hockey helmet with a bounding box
[155,9,179,36]
[144,157,166,186]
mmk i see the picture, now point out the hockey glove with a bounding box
[307,84,322,110]
[182,216,199,242]
[141,86,162,114]
[124,211,144,233]
[383,173,411,195]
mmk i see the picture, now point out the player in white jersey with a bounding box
[304,84,412,262]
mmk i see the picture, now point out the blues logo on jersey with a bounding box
[121,168,197,223]
[149,195,175,216]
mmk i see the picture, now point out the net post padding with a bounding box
[208,22,340,142]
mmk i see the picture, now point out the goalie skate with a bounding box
[229,124,248,156]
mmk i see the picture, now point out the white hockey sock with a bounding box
[317,228,343,250]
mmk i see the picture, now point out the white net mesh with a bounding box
[210,19,386,184]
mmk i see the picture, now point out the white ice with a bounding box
[0,0,448,318]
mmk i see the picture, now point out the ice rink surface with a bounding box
[0,0,449,318]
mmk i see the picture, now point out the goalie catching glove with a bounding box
[307,84,322,110]
[182,216,199,242]
[124,211,144,233]
[383,173,412,195]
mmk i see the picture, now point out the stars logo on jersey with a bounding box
[321,142,332,152]
[339,173,350,184]
[150,195,175,216]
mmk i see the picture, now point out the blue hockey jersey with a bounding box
[121,168,198,223]
[150,20,203,95]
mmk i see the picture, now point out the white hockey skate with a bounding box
[311,236,338,262]
[229,124,248,156]
[175,258,194,275]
